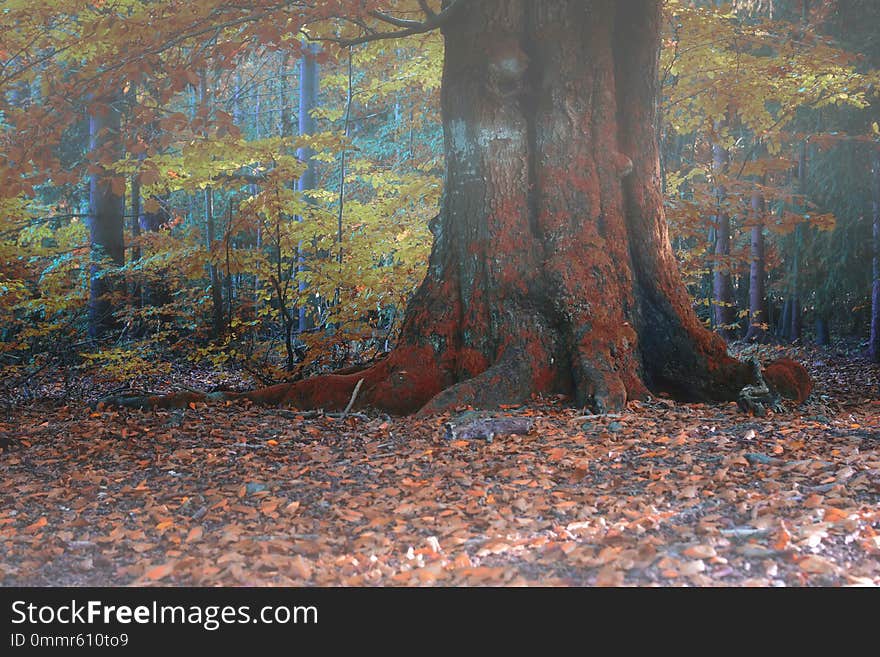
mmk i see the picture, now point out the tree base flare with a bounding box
[100,354,810,418]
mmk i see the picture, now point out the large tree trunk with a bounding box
[126,0,755,415]
[87,94,125,340]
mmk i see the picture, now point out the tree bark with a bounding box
[745,190,767,341]
[126,0,756,414]
[870,147,880,362]
[815,316,830,346]
[87,94,125,340]
[712,142,734,339]
[138,196,172,308]
[296,43,320,332]
[129,169,142,303]
[780,296,792,340]
[200,71,225,338]
[789,141,807,343]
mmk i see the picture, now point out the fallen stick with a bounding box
[342,378,365,417]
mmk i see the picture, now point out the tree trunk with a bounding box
[200,71,225,338]
[780,296,792,340]
[745,190,767,341]
[129,169,142,303]
[815,316,830,346]
[296,43,320,332]
[736,273,749,337]
[130,0,754,414]
[712,142,734,339]
[871,147,880,362]
[789,141,807,343]
[138,196,172,308]
[87,94,125,340]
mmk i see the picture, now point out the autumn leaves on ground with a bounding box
[2,345,878,587]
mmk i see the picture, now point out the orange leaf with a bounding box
[799,555,838,575]
[289,555,312,580]
[774,524,792,550]
[683,545,716,559]
[144,562,175,581]
[25,517,48,532]
[823,507,849,522]
[595,566,625,586]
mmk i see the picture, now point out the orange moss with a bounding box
[453,348,491,379]
[763,358,813,403]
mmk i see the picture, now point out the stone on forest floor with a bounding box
[444,415,536,442]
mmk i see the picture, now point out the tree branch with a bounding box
[308,0,464,48]
[417,0,437,19]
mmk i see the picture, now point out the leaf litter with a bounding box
[0,346,878,587]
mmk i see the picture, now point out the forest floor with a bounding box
[1,343,879,587]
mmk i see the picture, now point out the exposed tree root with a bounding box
[99,351,810,418]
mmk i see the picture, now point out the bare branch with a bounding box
[369,10,426,30]
[417,0,437,19]
[307,0,464,48]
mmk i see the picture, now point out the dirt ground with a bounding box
[1,344,878,586]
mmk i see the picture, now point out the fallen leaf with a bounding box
[289,555,312,580]
[799,555,839,575]
[682,545,716,559]
[144,562,175,581]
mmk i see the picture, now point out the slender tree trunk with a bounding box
[200,71,224,338]
[780,296,792,340]
[133,0,762,415]
[296,42,320,332]
[87,94,125,340]
[745,189,767,341]
[815,316,830,346]
[129,169,142,303]
[204,185,224,337]
[712,142,734,339]
[138,196,171,308]
[789,141,807,342]
[736,273,749,337]
[870,147,880,362]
